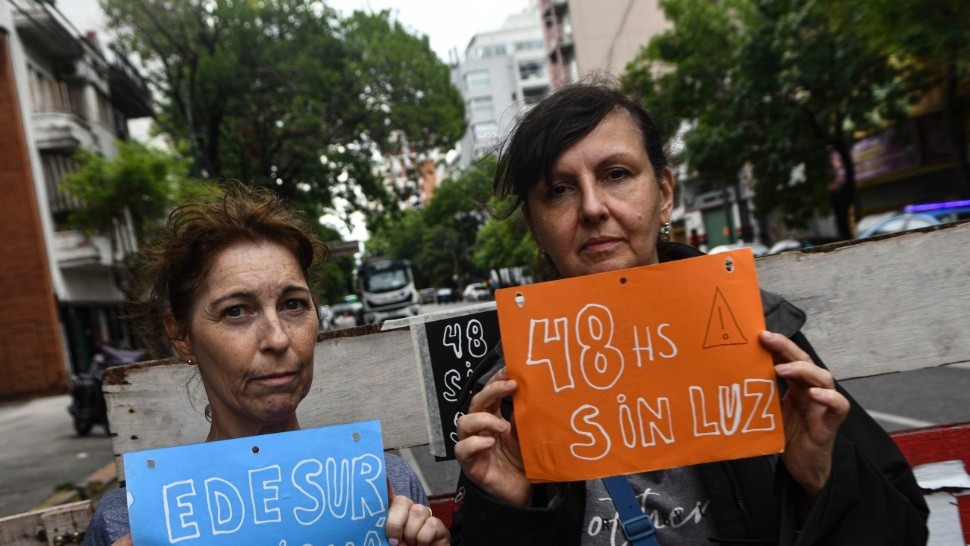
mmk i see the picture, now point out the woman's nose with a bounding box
[260,313,291,353]
[579,182,609,222]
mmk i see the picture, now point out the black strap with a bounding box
[603,475,660,545]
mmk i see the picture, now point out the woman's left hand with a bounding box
[385,482,450,546]
[761,330,850,501]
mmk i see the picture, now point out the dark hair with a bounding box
[125,184,328,357]
[493,82,668,217]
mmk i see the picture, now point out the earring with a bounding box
[186,358,195,366]
[659,222,671,243]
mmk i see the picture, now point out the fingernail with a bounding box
[389,540,399,546]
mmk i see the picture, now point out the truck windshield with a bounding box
[363,266,409,292]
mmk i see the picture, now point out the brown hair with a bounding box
[125,184,328,357]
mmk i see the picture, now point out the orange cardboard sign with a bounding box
[494,249,784,482]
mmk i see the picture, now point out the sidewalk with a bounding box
[0,394,118,517]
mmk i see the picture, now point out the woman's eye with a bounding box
[549,184,569,197]
[223,305,246,319]
[606,168,629,182]
[283,298,309,312]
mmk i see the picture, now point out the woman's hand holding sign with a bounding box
[761,331,850,501]
[454,368,532,506]
[386,481,450,546]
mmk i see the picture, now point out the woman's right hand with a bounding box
[454,368,531,506]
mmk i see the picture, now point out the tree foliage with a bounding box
[102,0,465,225]
[366,158,495,288]
[61,140,204,253]
[622,0,908,238]
[824,0,970,193]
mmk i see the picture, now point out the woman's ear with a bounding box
[163,311,193,362]
[659,167,676,222]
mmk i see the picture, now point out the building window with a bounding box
[465,70,490,91]
[97,92,113,127]
[478,45,507,58]
[473,122,499,141]
[40,152,82,228]
[518,60,547,81]
[469,96,493,117]
[515,39,544,51]
[523,86,547,106]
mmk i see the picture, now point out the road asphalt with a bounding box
[0,394,117,518]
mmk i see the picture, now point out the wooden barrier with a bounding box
[0,500,93,546]
[85,220,970,543]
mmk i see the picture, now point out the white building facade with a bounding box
[451,4,550,168]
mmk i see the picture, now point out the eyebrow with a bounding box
[207,284,311,309]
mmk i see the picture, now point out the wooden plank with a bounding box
[103,327,427,481]
[0,500,93,546]
[756,220,970,379]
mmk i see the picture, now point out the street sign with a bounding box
[325,239,360,258]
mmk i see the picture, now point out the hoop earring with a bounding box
[658,222,671,243]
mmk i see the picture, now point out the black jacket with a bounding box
[451,243,928,545]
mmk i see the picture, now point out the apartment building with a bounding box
[541,0,669,89]
[452,4,550,168]
[0,0,151,399]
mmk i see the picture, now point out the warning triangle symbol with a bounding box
[703,288,748,349]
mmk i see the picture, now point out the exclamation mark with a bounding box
[718,308,728,340]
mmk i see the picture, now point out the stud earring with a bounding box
[658,222,671,243]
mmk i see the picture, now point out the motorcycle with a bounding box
[68,344,146,436]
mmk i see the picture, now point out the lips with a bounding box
[580,236,622,253]
[252,370,299,387]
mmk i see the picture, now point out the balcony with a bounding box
[54,230,113,270]
[109,50,153,119]
[32,111,90,151]
[14,4,84,62]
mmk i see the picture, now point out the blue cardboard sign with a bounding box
[123,420,390,546]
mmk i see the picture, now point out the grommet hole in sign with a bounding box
[725,258,734,273]
[515,293,525,309]
[619,277,627,285]
[146,459,155,469]
[352,432,361,442]
[252,445,260,454]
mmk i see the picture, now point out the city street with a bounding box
[2,300,968,518]
[0,394,114,517]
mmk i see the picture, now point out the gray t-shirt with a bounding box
[83,452,427,545]
[582,466,716,545]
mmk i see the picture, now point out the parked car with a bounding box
[766,237,840,255]
[856,213,940,239]
[419,287,438,304]
[435,287,457,303]
[329,294,364,328]
[462,282,491,302]
[707,241,769,258]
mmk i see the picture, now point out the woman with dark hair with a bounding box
[84,185,449,546]
[451,84,928,545]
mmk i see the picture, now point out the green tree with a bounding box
[102,0,465,223]
[825,0,970,193]
[366,158,494,288]
[622,0,908,239]
[60,140,203,256]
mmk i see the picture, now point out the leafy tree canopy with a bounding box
[103,0,466,227]
[61,140,205,247]
[366,158,495,288]
[622,0,909,238]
